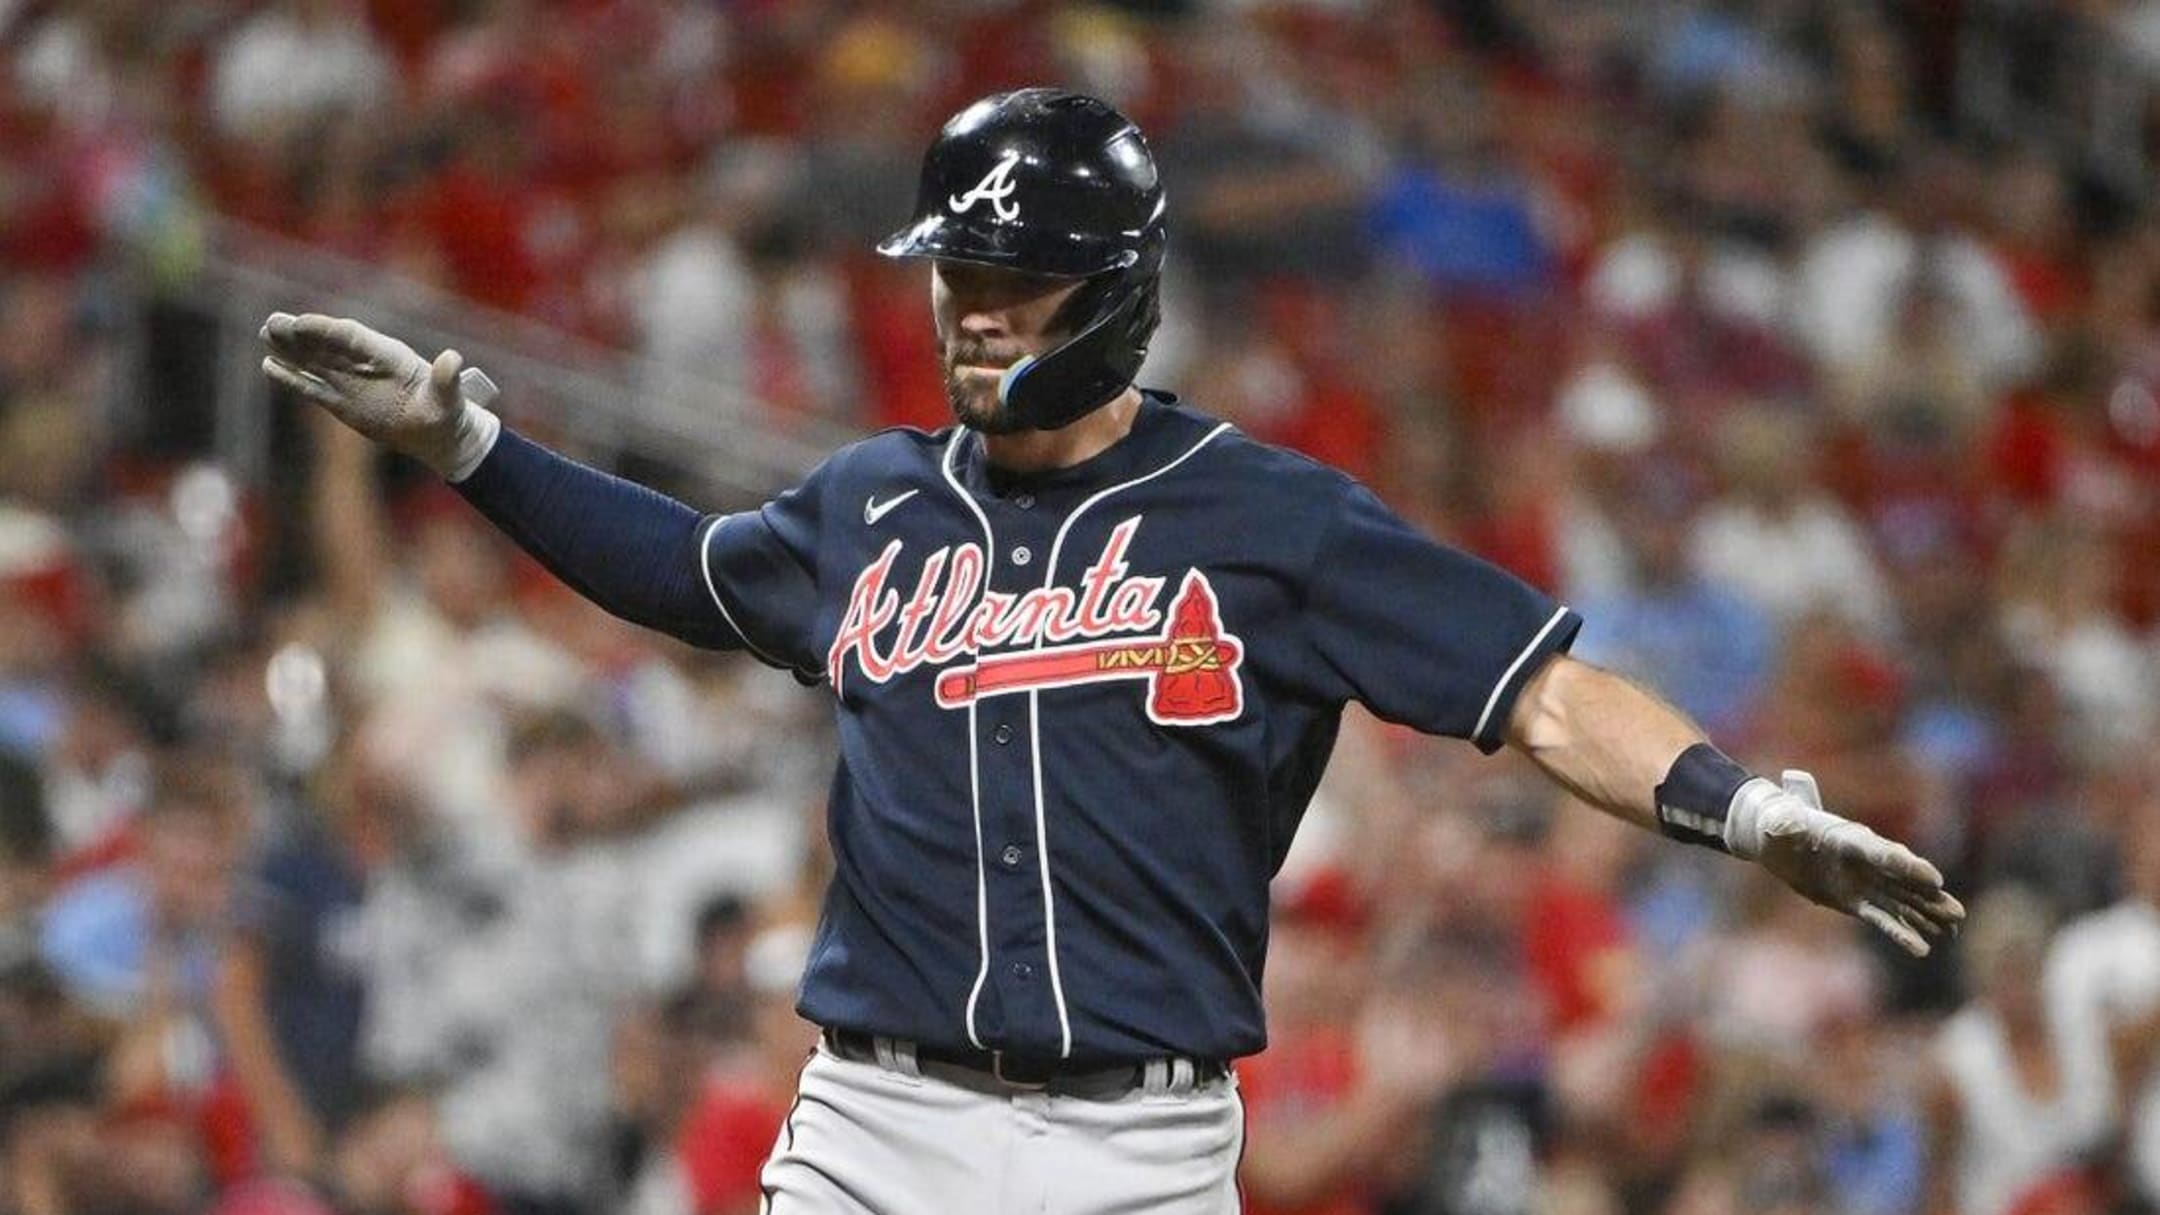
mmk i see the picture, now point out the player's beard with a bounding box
[940,336,1034,435]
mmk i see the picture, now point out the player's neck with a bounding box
[980,387,1144,474]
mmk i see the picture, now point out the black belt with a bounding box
[820,1028,1227,1094]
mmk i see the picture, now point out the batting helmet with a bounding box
[878,88,1167,432]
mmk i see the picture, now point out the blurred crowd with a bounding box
[7,1,2160,1214]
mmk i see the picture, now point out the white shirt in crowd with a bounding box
[2000,604,2159,752]
[1934,1003,2108,1215]
[2046,900,2160,1204]
[1689,495,1898,639]
[1792,212,2039,394]
[1587,231,1791,330]
[361,834,649,1204]
[211,5,394,140]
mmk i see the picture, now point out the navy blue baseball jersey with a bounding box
[693,390,1576,1063]
[459,389,1578,1064]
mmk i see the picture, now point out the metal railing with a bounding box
[153,218,858,501]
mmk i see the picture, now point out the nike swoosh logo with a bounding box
[864,490,920,526]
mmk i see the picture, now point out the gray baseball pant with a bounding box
[758,1038,1245,1214]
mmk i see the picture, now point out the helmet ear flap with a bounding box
[1044,234,1162,359]
[1129,273,1163,353]
[999,267,1160,430]
[1046,270,1120,339]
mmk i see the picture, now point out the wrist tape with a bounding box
[441,367,503,483]
[1653,742,1754,855]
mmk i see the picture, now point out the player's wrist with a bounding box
[1718,775,1794,861]
[435,401,501,482]
[1652,742,1756,856]
[435,368,502,483]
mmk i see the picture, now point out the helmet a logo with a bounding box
[948,150,1023,222]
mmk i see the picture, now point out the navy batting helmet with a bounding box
[877,88,1167,432]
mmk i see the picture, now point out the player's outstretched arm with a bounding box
[260,313,733,648]
[1503,654,1966,956]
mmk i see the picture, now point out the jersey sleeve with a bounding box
[695,463,830,683]
[455,428,829,679]
[1303,482,1580,752]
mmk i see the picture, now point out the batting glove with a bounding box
[260,312,501,481]
[1729,770,1965,956]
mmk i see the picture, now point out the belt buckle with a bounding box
[991,1050,1052,1090]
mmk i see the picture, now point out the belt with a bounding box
[820,1028,1227,1097]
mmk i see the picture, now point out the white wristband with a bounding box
[440,367,503,483]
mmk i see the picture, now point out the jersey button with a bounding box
[1011,962,1033,979]
[1012,545,1033,566]
[1013,493,1035,510]
[999,844,1024,868]
[993,724,1013,745]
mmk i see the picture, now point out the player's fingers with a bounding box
[1841,827,1945,892]
[261,313,341,369]
[1856,900,1931,958]
[262,356,345,409]
[1879,889,1955,939]
[283,313,354,346]
[1884,872,1952,909]
[263,312,334,368]
[261,311,328,353]
[1848,837,1959,934]
[429,348,465,411]
[1897,885,1966,934]
[273,314,375,371]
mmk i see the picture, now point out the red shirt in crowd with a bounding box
[1237,1025,1373,1215]
[674,1074,791,1215]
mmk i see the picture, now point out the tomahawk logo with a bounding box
[935,572,1243,726]
[948,149,1023,222]
[827,517,1245,726]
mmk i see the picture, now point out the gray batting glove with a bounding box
[1727,770,1966,956]
[260,312,501,481]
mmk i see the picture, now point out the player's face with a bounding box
[931,260,1085,434]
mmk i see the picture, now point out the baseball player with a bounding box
[260,89,1964,1215]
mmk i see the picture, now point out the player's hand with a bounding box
[1740,770,1965,957]
[259,312,499,479]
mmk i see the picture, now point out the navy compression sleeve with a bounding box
[452,428,734,648]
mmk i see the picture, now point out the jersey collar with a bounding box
[953,390,1207,500]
